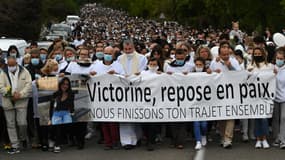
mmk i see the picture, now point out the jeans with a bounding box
[52,111,72,125]
[194,121,207,142]
[255,118,269,137]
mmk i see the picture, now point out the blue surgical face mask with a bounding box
[31,58,40,66]
[175,60,184,65]
[55,54,62,61]
[96,52,104,59]
[276,59,285,67]
[104,54,113,62]
[40,54,47,61]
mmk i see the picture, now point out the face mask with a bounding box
[40,54,47,61]
[254,56,265,63]
[195,67,204,72]
[35,74,41,79]
[10,53,17,57]
[148,66,158,72]
[50,71,58,75]
[276,59,285,67]
[126,52,135,58]
[104,54,113,61]
[66,56,75,62]
[170,54,175,59]
[31,58,40,66]
[96,52,104,59]
[8,66,17,72]
[24,64,29,67]
[55,54,62,61]
[175,60,184,65]
[90,53,94,59]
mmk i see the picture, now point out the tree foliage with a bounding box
[1,0,285,40]
[0,0,80,40]
[100,0,285,33]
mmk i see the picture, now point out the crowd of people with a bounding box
[0,3,285,155]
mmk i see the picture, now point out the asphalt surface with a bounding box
[1,133,285,160]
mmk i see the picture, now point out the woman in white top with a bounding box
[272,47,285,149]
[247,47,273,149]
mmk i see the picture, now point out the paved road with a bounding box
[1,135,285,160]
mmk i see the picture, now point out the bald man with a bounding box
[0,56,32,154]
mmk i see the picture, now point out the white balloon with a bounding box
[210,46,219,58]
[273,33,285,47]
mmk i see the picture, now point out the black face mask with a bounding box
[77,62,91,67]
[254,56,265,63]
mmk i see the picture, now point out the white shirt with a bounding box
[73,39,85,47]
[65,61,94,75]
[275,65,285,103]
[165,62,194,73]
[209,57,241,72]
[58,60,68,73]
[90,61,125,75]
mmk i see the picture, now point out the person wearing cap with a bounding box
[0,56,32,154]
[26,48,44,80]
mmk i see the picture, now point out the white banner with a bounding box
[84,70,275,122]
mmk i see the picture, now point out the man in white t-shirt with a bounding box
[209,41,241,149]
[90,46,124,150]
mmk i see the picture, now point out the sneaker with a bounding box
[53,146,61,153]
[42,145,48,152]
[201,136,207,146]
[195,141,202,150]
[85,132,93,140]
[272,140,280,147]
[280,142,285,149]
[48,140,55,149]
[255,140,262,149]
[262,140,270,149]
[223,141,232,149]
[242,134,249,142]
[7,148,20,154]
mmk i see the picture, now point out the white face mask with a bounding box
[8,66,17,72]
[170,54,175,59]
[126,52,135,58]
[50,71,58,75]
[148,66,158,72]
[195,67,204,72]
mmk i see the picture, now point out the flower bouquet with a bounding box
[4,86,12,97]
